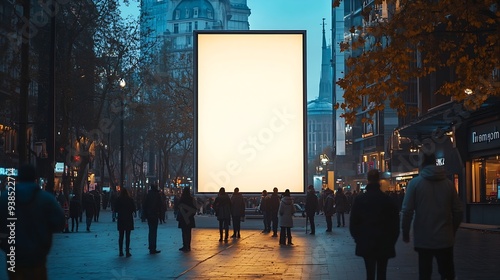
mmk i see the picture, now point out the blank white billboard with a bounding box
[194,31,306,194]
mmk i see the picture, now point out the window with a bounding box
[207,9,213,19]
[193,7,198,18]
[175,10,180,20]
[471,156,500,203]
[194,21,198,30]
[188,22,192,32]
[174,23,179,34]
[185,8,190,18]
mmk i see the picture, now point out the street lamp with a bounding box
[119,79,126,189]
[319,154,329,188]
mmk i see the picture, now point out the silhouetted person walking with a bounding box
[143,185,162,254]
[259,190,271,233]
[269,187,280,237]
[177,187,196,252]
[305,185,318,234]
[335,187,347,227]
[350,169,400,280]
[230,187,245,238]
[82,192,96,232]
[402,152,463,280]
[214,187,232,242]
[115,188,136,257]
[323,188,335,232]
[69,195,81,232]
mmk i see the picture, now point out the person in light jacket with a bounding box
[401,151,463,280]
[278,189,295,246]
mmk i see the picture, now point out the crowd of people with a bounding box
[0,150,462,280]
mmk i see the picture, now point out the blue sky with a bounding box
[121,0,332,101]
[248,0,332,101]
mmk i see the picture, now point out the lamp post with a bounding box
[119,79,126,189]
[320,154,329,188]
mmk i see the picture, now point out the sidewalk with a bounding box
[1,210,499,279]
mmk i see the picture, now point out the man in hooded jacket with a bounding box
[402,151,463,280]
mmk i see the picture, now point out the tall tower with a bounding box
[318,18,332,102]
[307,19,333,170]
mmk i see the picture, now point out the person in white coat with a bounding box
[278,189,295,246]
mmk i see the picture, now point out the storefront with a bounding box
[465,118,500,225]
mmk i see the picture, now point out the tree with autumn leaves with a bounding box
[333,0,499,124]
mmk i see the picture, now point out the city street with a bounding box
[1,209,499,279]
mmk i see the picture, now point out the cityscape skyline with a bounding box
[120,0,332,101]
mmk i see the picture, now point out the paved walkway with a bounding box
[1,210,499,279]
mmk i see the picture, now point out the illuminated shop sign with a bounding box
[468,120,500,152]
[0,168,17,176]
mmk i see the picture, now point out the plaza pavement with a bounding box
[1,209,499,280]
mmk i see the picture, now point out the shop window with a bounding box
[471,156,500,203]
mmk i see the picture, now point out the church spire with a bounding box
[318,18,332,102]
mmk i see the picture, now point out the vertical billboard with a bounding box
[194,31,306,194]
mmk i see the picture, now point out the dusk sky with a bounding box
[121,0,332,101]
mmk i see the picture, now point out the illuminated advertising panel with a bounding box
[194,31,306,194]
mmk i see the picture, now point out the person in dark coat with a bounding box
[323,188,335,232]
[91,190,101,222]
[110,189,118,222]
[69,195,82,232]
[259,190,271,233]
[269,187,280,237]
[230,187,246,238]
[0,164,65,280]
[115,188,136,257]
[102,191,109,210]
[177,187,197,252]
[350,169,400,280]
[305,185,319,235]
[82,192,96,232]
[214,187,232,242]
[335,187,348,227]
[143,184,162,254]
[160,191,167,223]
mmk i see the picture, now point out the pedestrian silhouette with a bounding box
[143,184,162,254]
[230,187,245,238]
[350,169,400,280]
[177,187,196,252]
[214,187,232,242]
[305,185,318,235]
[115,188,136,257]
